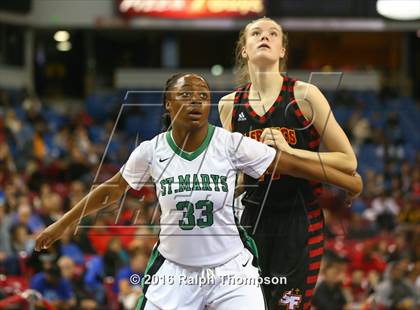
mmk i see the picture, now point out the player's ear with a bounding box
[242,47,247,59]
[280,46,286,58]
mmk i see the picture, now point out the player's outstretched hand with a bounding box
[34,221,67,251]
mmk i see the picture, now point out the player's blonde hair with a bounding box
[234,17,288,86]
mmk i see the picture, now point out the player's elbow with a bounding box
[345,154,358,175]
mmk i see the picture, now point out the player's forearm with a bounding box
[275,152,363,195]
[234,172,246,198]
[288,147,357,174]
[59,181,125,226]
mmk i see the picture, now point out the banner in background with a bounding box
[118,0,265,18]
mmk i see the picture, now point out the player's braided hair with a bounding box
[161,73,186,132]
[161,73,210,131]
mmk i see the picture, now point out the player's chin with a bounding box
[185,114,207,126]
[252,53,278,64]
[185,117,207,130]
[189,120,206,129]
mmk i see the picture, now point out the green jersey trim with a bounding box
[136,243,164,310]
[165,124,215,161]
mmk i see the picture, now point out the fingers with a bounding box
[261,128,283,145]
[35,233,52,252]
[263,139,275,146]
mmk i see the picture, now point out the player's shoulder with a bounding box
[218,92,236,110]
[213,124,239,137]
[130,132,164,157]
[293,80,320,97]
[213,125,245,145]
[219,92,236,102]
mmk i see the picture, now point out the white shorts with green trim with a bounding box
[137,247,266,310]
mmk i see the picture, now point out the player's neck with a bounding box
[171,123,209,152]
[248,62,282,97]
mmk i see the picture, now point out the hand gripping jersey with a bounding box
[120,125,275,267]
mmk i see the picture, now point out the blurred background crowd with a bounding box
[0,0,419,309]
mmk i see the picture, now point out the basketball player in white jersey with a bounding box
[35,73,362,310]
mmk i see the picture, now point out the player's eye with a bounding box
[270,31,278,37]
[199,92,208,99]
[251,31,260,36]
[180,92,192,98]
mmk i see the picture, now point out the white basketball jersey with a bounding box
[120,125,275,267]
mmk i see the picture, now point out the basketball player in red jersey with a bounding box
[218,17,359,310]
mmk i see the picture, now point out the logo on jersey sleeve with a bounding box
[279,289,302,310]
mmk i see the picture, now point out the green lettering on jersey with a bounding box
[196,200,214,228]
[200,174,212,191]
[192,174,202,191]
[178,175,191,193]
[210,174,220,191]
[176,200,214,230]
[220,176,228,192]
[166,177,174,195]
[160,179,167,196]
[176,201,195,230]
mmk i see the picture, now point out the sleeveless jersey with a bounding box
[231,75,322,211]
[120,125,275,267]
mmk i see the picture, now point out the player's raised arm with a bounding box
[34,172,128,251]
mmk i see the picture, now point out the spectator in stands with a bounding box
[4,110,33,166]
[348,110,372,147]
[412,168,420,198]
[39,192,64,226]
[349,240,387,275]
[363,189,400,231]
[12,203,44,234]
[67,180,87,208]
[10,223,35,255]
[387,232,411,263]
[385,112,404,145]
[67,147,91,182]
[116,247,147,310]
[347,269,369,304]
[60,227,84,266]
[84,255,106,304]
[347,211,376,240]
[375,260,417,310]
[53,126,71,158]
[363,169,379,198]
[400,161,412,195]
[103,237,128,278]
[0,200,12,273]
[58,256,98,310]
[30,265,76,309]
[313,259,349,310]
[28,240,62,274]
[407,261,420,306]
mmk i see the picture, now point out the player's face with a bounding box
[166,74,211,130]
[244,20,285,66]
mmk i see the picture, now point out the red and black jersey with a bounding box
[231,75,323,211]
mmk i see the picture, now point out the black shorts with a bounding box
[241,194,325,310]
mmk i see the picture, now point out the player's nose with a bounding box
[191,92,203,104]
[260,32,269,41]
